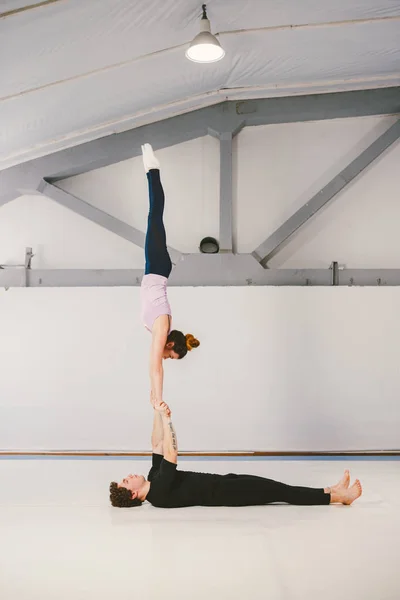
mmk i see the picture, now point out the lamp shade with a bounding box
[186,15,225,63]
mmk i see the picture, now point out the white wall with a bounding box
[234,115,400,265]
[0,286,399,452]
[58,135,220,259]
[0,194,142,269]
[1,116,400,453]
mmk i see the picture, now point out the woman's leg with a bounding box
[144,168,172,278]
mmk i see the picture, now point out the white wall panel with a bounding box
[269,140,400,268]
[235,115,400,265]
[0,195,142,269]
[0,287,399,452]
[59,136,220,255]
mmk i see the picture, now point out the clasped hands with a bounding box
[150,390,171,418]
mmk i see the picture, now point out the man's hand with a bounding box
[154,401,171,418]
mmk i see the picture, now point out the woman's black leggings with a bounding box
[144,169,172,278]
[212,473,330,506]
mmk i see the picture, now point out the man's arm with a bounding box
[154,402,178,464]
[162,414,178,464]
[151,409,164,454]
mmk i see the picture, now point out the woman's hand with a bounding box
[154,401,171,418]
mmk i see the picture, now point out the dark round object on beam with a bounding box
[199,236,219,254]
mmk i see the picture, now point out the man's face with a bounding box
[118,474,146,498]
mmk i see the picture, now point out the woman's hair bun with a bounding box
[185,333,200,351]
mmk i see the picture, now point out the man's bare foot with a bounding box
[330,479,362,505]
[331,469,350,492]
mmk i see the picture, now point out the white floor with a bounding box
[1,458,399,600]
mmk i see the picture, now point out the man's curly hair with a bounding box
[109,482,143,508]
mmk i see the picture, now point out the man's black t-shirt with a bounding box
[146,454,223,508]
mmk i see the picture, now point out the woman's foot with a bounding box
[141,143,160,173]
[329,478,362,505]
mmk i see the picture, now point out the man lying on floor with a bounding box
[109,402,362,509]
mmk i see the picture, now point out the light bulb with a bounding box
[186,5,225,63]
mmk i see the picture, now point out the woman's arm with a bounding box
[151,410,163,454]
[149,315,169,405]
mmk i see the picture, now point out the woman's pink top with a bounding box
[141,274,172,333]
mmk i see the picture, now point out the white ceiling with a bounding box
[1,0,399,168]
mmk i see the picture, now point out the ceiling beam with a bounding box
[35,105,223,182]
[233,87,400,128]
[37,180,182,261]
[2,263,400,287]
[252,118,400,267]
[1,88,399,204]
[219,132,233,252]
[0,269,143,288]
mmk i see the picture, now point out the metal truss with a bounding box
[1,88,400,286]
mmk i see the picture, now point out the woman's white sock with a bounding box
[141,143,160,173]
